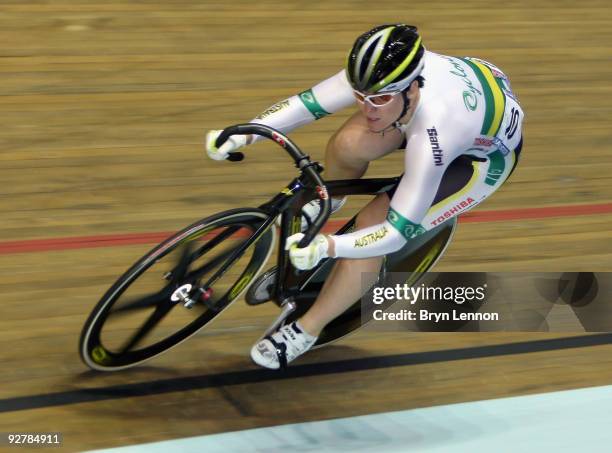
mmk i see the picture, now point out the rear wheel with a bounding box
[79,208,275,371]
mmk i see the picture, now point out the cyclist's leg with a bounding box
[297,113,404,334]
[298,193,390,337]
[324,110,404,180]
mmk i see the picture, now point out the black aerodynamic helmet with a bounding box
[346,24,425,93]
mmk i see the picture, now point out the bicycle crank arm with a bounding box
[257,299,297,342]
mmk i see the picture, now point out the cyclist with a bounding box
[206,24,524,369]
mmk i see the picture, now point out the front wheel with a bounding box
[79,208,275,371]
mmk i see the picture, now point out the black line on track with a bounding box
[2,333,611,413]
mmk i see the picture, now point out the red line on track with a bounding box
[458,202,612,223]
[2,202,611,255]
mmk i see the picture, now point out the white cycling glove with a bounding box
[205,129,248,161]
[285,233,330,270]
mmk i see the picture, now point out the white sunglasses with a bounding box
[353,89,400,107]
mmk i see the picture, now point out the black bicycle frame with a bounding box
[260,174,401,307]
[210,122,402,309]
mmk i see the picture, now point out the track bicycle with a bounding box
[79,124,456,371]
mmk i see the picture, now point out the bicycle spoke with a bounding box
[187,240,247,281]
[118,303,173,353]
[193,225,243,260]
[170,242,196,285]
[199,233,262,290]
[112,291,170,314]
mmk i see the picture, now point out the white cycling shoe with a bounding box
[251,321,317,369]
[299,196,347,231]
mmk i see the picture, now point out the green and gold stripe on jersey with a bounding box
[461,58,506,137]
[387,207,426,240]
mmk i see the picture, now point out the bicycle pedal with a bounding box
[258,299,297,342]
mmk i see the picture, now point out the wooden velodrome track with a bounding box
[1,1,611,451]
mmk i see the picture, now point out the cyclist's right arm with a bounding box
[248,69,355,142]
[206,70,355,160]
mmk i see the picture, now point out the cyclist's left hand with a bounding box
[285,233,329,270]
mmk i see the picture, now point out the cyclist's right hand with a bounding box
[205,129,248,161]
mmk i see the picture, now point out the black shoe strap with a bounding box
[264,335,288,370]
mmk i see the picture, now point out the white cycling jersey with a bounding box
[249,51,524,259]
